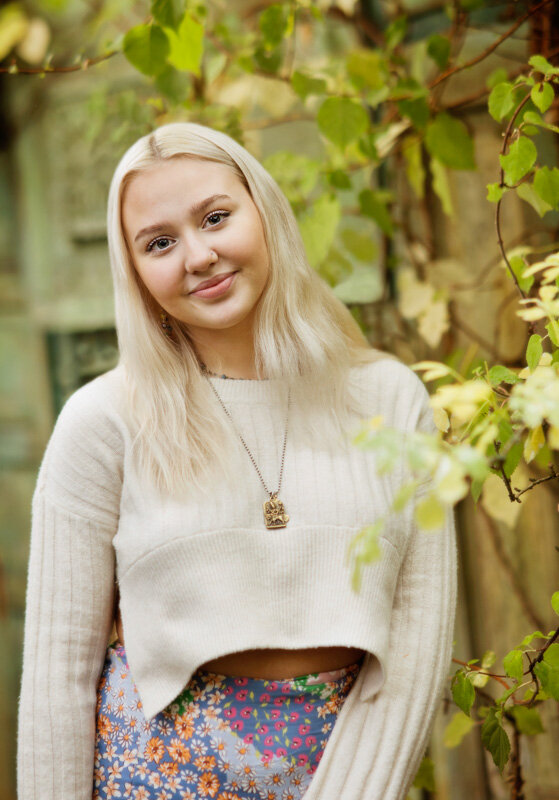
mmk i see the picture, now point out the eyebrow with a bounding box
[133,194,233,244]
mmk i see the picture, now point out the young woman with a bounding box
[17,122,457,800]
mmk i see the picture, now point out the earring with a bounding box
[160,311,173,336]
[209,250,218,263]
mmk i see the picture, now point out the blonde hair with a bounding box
[107,122,391,499]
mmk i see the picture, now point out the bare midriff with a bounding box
[115,606,364,679]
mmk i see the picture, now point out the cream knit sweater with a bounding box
[17,357,457,800]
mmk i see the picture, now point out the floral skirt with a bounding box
[93,642,362,800]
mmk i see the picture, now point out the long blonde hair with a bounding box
[107,122,391,499]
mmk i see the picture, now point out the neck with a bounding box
[191,324,259,380]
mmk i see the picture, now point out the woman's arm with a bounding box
[17,374,124,800]
[305,368,458,800]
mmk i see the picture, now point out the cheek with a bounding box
[136,261,181,299]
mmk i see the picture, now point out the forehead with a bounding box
[121,158,246,227]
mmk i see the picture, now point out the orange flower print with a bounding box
[197,771,220,797]
[174,712,195,740]
[159,761,179,777]
[194,754,217,771]
[217,793,243,800]
[166,737,191,764]
[97,715,113,741]
[144,736,166,763]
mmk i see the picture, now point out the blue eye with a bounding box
[146,237,173,253]
[205,211,230,227]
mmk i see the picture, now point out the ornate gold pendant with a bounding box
[263,493,289,529]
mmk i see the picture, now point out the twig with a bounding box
[495,91,535,302]
[428,0,557,89]
[0,50,118,75]
[514,467,559,497]
[452,657,511,690]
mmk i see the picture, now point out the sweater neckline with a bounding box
[206,373,286,403]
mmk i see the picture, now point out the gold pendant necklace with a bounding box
[202,367,290,529]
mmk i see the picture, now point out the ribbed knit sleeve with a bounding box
[17,375,124,800]
[305,370,458,800]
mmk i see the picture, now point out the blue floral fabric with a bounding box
[93,642,362,799]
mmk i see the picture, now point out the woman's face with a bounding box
[121,157,270,341]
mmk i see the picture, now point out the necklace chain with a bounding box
[203,371,290,500]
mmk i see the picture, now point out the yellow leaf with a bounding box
[524,425,545,463]
[433,406,450,432]
[0,3,28,60]
[415,494,446,530]
[397,269,434,319]
[367,415,384,430]
[434,459,468,503]
[517,307,546,321]
[418,299,450,348]
[548,425,559,450]
[539,285,559,302]
[15,16,49,64]
[481,472,522,529]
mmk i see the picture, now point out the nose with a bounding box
[182,231,217,273]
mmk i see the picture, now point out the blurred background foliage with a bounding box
[1,1,559,798]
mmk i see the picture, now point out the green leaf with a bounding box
[154,65,190,102]
[425,112,476,170]
[328,170,352,190]
[481,709,511,772]
[412,757,435,791]
[392,481,419,512]
[123,23,170,77]
[503,440,523,480]
[552,591,559,615]
[510,253,533,293]
[299,195,340,268]
[333,267,383,304]
[385,15,407,50]
[516,181,553,217]
[317,97,369,150]
[444,711,475,748]
[543,642,559,667]
[487,68,509,90]
[499,137,537,186]
[358,189,393,236]
[533,646,559,701]
[263,151,320,203]
[452,671,475,716]
[430,158,453,215]
[341,229,377,262]
[259,4,289,47]
[531,82,555,113]
[346,49,386,91]
[526,334,543,371]
[427,33,450,70]
[533,166,559,209]
[415,493,446,530]
[529,54,559,77]
[511,706,545,736]
[403,136,425,199]
[503,649,523,682]
[547,320,559,347]
[291,70,327,99]
[520,630,550,647]
[471,476,484,502]
[397,97,430,130]
[488,365,520,385]
[253,44,282,74]
[488,82,515,121]
[151,0,184,29]
[164,12,203,74]
[487,182,505,203]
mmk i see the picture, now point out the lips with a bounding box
[190,271,237,294]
